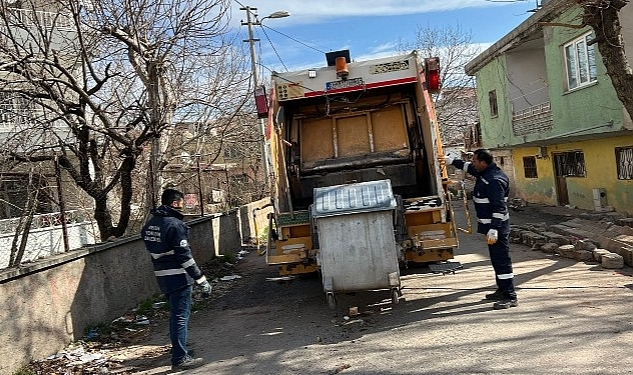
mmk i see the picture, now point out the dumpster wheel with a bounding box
[391,288,401,305]
[326,292,336,309]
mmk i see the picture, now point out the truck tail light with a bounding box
[425,57,441,93]
[255,85,269,119]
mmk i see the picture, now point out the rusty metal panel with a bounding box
[372,105,409,152]
[301,117,334,163]
[337,114,370,157]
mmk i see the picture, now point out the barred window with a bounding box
[523,156,538,178]
[554,151,586,177]
[616,146,633,180]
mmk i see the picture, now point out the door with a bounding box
[553,151,586,206]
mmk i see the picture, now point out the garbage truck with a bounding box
[262,50,461,308]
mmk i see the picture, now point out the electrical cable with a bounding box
[259,25,288,72]
[260,24,327,54]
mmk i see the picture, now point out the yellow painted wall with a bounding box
[512,148,557,205]
[512,134,633,215]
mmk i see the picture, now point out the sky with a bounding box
[229,0,543,75]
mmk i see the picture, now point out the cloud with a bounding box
[232,0,510,25]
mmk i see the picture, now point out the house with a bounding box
[465,0,633,215]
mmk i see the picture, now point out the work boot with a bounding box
[485,289,504,301]
[493,298,518,310]
[171,355,205,370]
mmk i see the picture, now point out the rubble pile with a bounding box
[511,213,633,269]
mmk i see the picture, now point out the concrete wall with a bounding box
[544,8,625,138]
[0,205,252,375]
[506,48,548,113]
[511,136,633,215]
[475,56,513,149]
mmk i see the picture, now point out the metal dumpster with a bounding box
[311,180,401,308]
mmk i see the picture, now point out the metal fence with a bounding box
[0,209,99,269]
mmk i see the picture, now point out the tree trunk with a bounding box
[581,1,633,120]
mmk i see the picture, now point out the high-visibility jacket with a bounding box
[452,160,510,234]
[141,205,206,294]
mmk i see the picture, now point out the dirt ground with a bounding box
[23,202,633,375]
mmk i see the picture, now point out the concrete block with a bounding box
[617,218,633,228]
[592,248,611,262]
[521,232,547,247]
[541,232,570,246]
[540,242,558,254]
[614,234,633,246]
[602,253,624,269]
[549,224,571,236]
[557,244,576,258]
[573,250,593,261]
[559,221,583,228]
[613,246,633,267]
[575,239,597,251]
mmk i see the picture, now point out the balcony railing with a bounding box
[512,101,553,136]
[8,7,73,31]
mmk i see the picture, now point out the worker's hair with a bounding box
[473,148,494,165]
[161,189,184,206]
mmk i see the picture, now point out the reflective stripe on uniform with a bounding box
[154,269,186,277]
[473,197,490,204]
[492,213,510,221]
[151,250,174,259]
[480,177,489,185]
[478,218,492,224]
[497,273,514,280]
[462,162,471,172]
[181,259,196,268]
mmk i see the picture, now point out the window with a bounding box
[554,151,586,177]
[523,156,538,178]
[488,90,498,118]
[564,32,597,90]
[615,146,633,180]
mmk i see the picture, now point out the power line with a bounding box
[258,24,288,72]
[261,24,327,54]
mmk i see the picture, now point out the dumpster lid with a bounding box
[311,180,397,218]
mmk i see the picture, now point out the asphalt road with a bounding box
[135,202,633,375]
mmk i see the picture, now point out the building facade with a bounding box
[466,0,633,215]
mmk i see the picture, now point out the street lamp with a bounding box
[241,7,290,186]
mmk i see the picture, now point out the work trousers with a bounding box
[488,231,516,299]
[166,285,193,365]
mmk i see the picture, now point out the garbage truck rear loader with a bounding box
[264,50,458,306]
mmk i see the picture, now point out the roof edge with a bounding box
[465,0,570,76]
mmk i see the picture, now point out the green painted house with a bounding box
[465,0,633,215]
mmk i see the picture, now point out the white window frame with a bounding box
[564,31,597,91]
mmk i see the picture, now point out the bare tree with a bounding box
[398,24,483,146]
[0,0,253,240]
[538,1,632,122]
[575,1,633,119]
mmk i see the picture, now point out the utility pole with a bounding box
[240,6,269,184]
[240,7,290,191]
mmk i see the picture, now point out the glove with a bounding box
[486,229,498,245]
[198,280,212,298]
[444,151,458,166]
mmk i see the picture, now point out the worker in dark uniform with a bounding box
[142,189,212,369]
[445,149,517,309]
